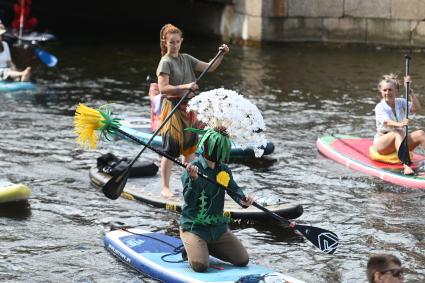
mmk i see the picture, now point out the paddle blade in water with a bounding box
[398,135,411,165]
[34,47,58,67]
[102,169,130,200]
[294,224,339,254]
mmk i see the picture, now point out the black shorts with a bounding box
[162,134,181,158]
[162,132,198,158]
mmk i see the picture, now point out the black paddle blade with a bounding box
[102,169,130,200]
[398,136,412,165]
[294,224,339,254]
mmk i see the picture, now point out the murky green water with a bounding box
[0,38,424,282]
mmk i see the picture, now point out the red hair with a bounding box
[159,24,183,57]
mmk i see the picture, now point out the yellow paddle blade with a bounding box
[73,104,103,149]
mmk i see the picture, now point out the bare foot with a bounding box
[161,189,174,198]
[403,164,415,175]
[21,67,31,82]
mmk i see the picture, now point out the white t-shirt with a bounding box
[374,98,412,134]
[0,41,12,68]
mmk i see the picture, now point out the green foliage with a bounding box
[185,128,231,162]
[98,107,122,141]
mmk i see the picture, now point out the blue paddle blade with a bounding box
[34,47,58,67]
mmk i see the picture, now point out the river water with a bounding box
[0,38,424,283]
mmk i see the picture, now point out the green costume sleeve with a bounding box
[181,170,201,206]
[222,166,248,208]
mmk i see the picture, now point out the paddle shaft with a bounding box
[18,0,25,45]
[117,128,338,253]
[404,55,410,126]
[398,55,412,165]
[118,129,281,214]
[117,128,245,200]
[119,128,288,222]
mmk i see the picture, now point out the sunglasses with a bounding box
[380,268,404,278]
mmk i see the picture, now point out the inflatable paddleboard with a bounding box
[5,31,57,42]
[0,181,31,204]
[89,168,303,220]
[317,134,425,189]
[104,228,305,283]
[119,117,275,159]
[0,81,37,93]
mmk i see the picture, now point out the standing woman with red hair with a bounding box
[156,23,229,198]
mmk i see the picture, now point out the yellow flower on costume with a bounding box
[216,171,230,187]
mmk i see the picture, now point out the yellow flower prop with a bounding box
[216,171,230,187]
[73,104,121,149]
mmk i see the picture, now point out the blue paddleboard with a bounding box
[119,117,275,159]
[104,228,305,283]
[0,81,37,93]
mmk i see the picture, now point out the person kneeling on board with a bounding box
[180,127,254,272]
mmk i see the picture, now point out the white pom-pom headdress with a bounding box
[186,88,268,159]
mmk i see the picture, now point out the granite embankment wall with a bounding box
[221,0,425,47]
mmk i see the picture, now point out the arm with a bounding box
[404,76,421,113]
[181,165,201,204]
[382,117,407,129]
[194,44,229,73]
[376,102,406,130]
[409,90,421,113]
[157,73,198,98]
[225,170,253,208]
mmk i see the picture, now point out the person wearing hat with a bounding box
[0,23,31,82]
[179,127,254,272]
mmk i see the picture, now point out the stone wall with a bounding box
[220,0,425,47]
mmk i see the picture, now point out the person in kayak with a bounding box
[366,254,404,283]
[373,74,424,175]
[156,23,229,198]
[180,127,254,272]
[0,23,31,82]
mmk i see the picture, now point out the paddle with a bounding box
[398,55,412,165]
[12,37,59,67]
[17,0,25,46]
[33,46,58,67]
[102,48,226,200]
[117,128,339,254]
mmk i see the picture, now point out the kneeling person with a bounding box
[180,127,254,272]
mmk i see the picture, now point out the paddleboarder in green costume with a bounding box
[180,127,254,272]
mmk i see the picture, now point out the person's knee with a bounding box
[190,260,209,272]
[233,255,249,267]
